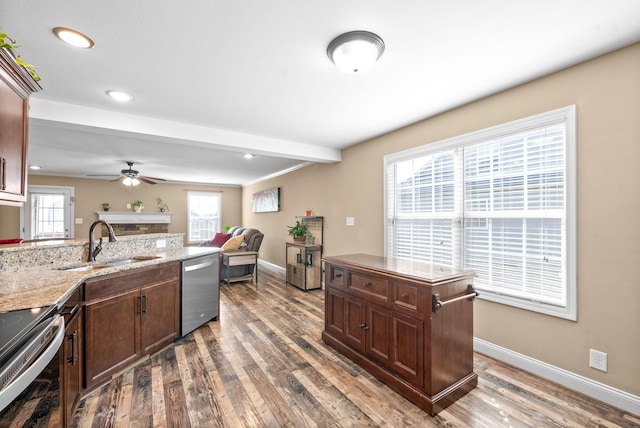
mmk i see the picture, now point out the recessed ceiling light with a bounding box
[29,165,41,170]
[106,90,134,102]
[244,153,254,159]
[52,27,94,48]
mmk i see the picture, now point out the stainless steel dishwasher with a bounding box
[181,253,219,336]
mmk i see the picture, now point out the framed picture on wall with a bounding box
[252,187,280,213]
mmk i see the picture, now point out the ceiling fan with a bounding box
[90,161,166,185]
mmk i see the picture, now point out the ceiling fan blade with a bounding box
[141,176,166,182]
[138,176,158,184]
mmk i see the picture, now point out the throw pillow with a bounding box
[221,235,244,250]
[209,232,231,247]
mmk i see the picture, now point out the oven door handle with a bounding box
[0,315,65,412]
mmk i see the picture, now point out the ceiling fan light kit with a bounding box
[327,30,385,74]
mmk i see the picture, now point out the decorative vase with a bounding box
[134,205,143,212]
[305,237,315,245]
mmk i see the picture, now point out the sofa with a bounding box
[202,227,264,281]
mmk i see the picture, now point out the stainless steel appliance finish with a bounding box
[0,311,64,411]
[181,254,219,336]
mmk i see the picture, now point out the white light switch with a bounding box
[75,218,83,224]
[126,203,131,209]
[156,239,166,248]
[346,216,355,226]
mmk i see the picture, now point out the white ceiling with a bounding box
[2,0,640,186]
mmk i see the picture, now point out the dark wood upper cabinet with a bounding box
[0,49,41,206]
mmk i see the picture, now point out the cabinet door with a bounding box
[325,288,366,353]
[62,310,82,426]
[343,294,367,353]
[140,278,180,355]
[84,290,140,389]
[0,72,28,204]
[367,304,424,387]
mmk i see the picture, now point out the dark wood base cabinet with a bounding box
[322,254,478,416]
[83,262,180,391]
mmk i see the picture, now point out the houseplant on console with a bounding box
[288,221,309,243]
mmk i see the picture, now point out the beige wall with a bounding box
[0,176,242,244]
[243,43,640,396]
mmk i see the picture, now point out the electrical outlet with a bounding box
[589,349,607,372]
[156,239,166,248]
[346,216,355,226]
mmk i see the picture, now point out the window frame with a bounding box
[384,106,577,320]
[187,190,222,245]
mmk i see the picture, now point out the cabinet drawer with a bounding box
[85,262,179,301]
[327,265,345,287]
[348,272,389,302]
[224,254,256,266]
[393,282,419,312]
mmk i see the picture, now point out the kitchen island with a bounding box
[322,253,478,415]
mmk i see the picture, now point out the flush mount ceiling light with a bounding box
[52,27,94,48]
[243,153,254,159]
[327,31,385,74]
[106,90,134,102]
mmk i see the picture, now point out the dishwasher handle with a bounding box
[184,258,216,272]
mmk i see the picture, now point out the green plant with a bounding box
[133,200,144,207]
[224,224,231,231]
[155,197,169,212]
[101,202,110,211]
[0,29,40,81]
[287,221,309,237]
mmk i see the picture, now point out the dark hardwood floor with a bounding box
[71,265,639,427]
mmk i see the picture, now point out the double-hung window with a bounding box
[384,106,576,319]
[187,191,222,244]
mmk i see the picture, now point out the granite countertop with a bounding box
[0,246,221,313]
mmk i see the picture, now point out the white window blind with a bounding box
[385,106,576,319]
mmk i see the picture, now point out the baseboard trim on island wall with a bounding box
[474,338,640,416]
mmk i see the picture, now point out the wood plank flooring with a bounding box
[71,265,640,427]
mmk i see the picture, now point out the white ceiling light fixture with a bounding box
[243,153,254,159]
[106,90,134,102]
[52,27,94,48]
[327,31,385,74]
[122,176,140,186]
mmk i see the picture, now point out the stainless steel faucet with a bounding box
[88,220,117,262]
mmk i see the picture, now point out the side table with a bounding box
[222,251,258,284]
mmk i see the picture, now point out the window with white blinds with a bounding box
[384,106,576,319]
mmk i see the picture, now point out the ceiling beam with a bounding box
[28,98,342,163]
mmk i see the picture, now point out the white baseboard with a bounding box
[474,338,640,416]
[257,259,285,274]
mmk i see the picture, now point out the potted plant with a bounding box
[132,200,144,212]
[155,197,169,212]
[305,231,315,245]
[101,202,110,212]
[287,221,308,243]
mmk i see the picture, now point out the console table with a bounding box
[322,253,478,415]
[222,251,258,284]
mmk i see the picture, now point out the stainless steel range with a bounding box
[0,305,65,412]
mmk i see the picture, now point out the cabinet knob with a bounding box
[401,293,409,299]
[363,282,371,287]
[335,273,342,278]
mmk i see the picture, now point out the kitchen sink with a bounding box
[61,255,162,272]
[61,264,109,272]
